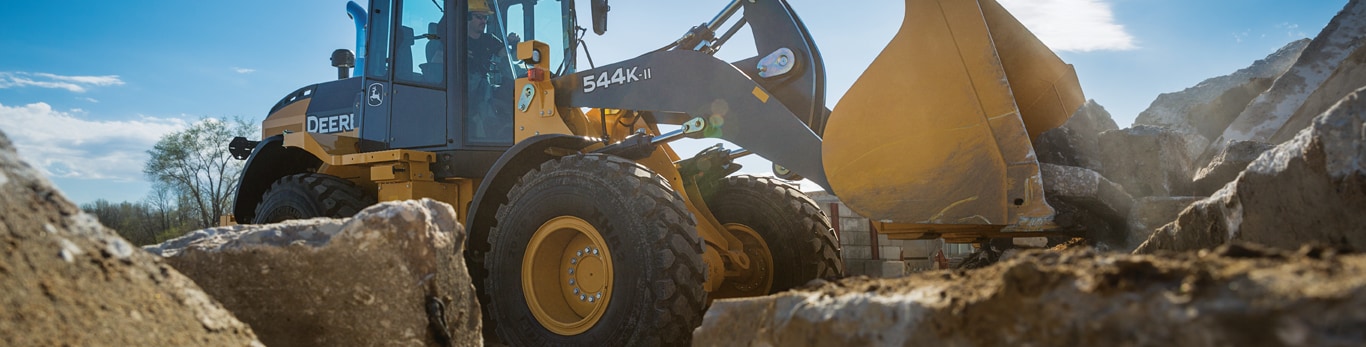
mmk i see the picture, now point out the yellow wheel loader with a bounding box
[226,0,1083,344]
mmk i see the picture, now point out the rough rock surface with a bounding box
[695,244,1366,347]
[1040,163,1133,249]
[1126,196,1202,252]
[1035,99,1119,172]
[147,199,481,347]
[1136,87,1366,254]
[1273,41,1366,143]
[1136,39,1308,158]
[1214,0,1366,150]
[1099,126,1193,198]
[0,131,262,346]
[1190,141,1275,196]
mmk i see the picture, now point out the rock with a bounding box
[694,244,1366,347]
[1098,126,1194,197]
[1040,163,1134,250]
[1190,141,1275,196]
[0,130,262,346]
[1213,0,1366,150]
[1136,39,1308,158]
[147,199,481,347]
[1035,100,1119,172]
[1272,42,1366,143]
[1136,87,1366,254]
[1126,196,1202,252]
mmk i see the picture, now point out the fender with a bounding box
[231,135,324,223]
[464,134,599,253]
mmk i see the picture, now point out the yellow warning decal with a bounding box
[752,87,770,103]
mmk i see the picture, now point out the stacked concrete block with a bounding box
[807,191,911,278]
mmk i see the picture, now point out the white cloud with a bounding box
[0,102,187,181]
[233,67,256,74]
[1276,22,1309,39]
[998,0,1137,52]
[0,72,125,93]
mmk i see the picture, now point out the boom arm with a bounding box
[552,0,835,191]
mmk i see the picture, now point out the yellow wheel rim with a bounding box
[522,216,613,335]
[715,223,775,298]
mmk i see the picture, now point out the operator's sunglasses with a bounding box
[470,13,489,20]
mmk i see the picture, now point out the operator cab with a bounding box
[357,0,575,177]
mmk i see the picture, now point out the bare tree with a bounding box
[144,117,256,229]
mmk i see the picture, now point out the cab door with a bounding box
[360,0,449,150]
[389,0,449,149]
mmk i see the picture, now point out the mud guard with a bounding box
[464,134,600,251]
[231,135,324,223]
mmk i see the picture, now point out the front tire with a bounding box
[484,154,706,346]
[705,175,843,296]
[252,173,373,224]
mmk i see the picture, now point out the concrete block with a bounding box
[839,217,870,233]
[842,259,877,277]
[879,261,908,278]
[840,230,871,247]
[879,246,902,260]
[841,245,872,261]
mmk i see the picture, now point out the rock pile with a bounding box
[1136,87,1366,253]
[1035,0,1366,253]
[1214,0,1366,151]
[145,199,482,347]
[0,131,262,346]
[695,243,1366,347]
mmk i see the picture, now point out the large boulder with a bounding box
[694,244,1366,347]
[1126,196,1202,252]
[146,199,481,347]
[0,131,261,346]
[1035,100,1119,172]
[1040,163,1133,250]
[1098,126,1194,198]
[1272,41,1366,143]
[1212,0,1366,151]
[1136,39,1309,158]
[1136,87,1366,254]
[1190,141,1275,196]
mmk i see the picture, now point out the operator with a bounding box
[466,0,513,142]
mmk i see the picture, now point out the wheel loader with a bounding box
[225,0,1083,344]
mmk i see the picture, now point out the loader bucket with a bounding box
[821,0,1084,232]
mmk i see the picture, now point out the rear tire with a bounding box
[484,154,706,346]
[706,175,843,294]
[252,173,373,224]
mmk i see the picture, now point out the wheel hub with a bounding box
[523,216,613,335]
[714,223,775,298]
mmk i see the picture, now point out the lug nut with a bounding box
[573,288,580,294]
[579,295,587,301]
[569,279,576,285]
[569,268,575,275]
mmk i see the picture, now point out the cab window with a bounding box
[395,0,446,86]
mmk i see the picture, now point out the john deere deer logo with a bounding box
[367,83,384,107]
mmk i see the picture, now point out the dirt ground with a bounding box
[696,243,1366,346]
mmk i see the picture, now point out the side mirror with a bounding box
[591,0,609,35]
[331,49,356,79]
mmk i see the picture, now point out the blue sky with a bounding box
[0,0,1347,205]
